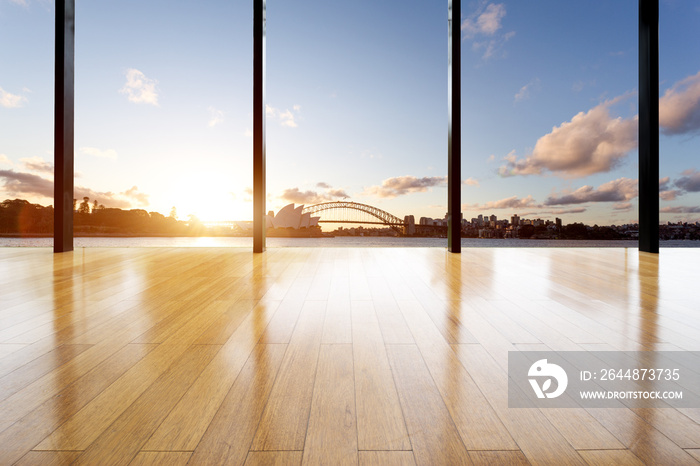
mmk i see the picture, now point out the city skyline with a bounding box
[1,0,699,225]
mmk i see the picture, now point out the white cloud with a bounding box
[659,176,681,201]
[266,104,299,128]
[362,175,447,199]
[20,156,53,174]
[612,202,632,211]
[500,98,638,178]
[660,206,700,214]
[462,3,506,37]
[0,86,27,108]
[472,32,515,60]
[0,154,12,166]
[0,168,147,209]
[518,207,587,217]
[463,177,479,186]
[79,147,118,159]
[659,70,700,135]
[465,195,537,211]
[208,106,224,127]
[122,185,149,206]
[280,185,349,205]
[514,78,540,103]
[119,69,159,106]
[462,3,514,60]
[499,71,700,179]
[674,168,700,192]
[0,169,53,199]
[544,178,638,205]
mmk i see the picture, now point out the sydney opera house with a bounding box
[235,203,321,233]
[266,204,320,229]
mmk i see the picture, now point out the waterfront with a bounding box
[1,236,697,248]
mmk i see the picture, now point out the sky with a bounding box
[1,0,699,227]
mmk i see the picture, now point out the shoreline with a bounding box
[0,233,647,241]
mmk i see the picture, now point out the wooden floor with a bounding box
[0,246,699,465]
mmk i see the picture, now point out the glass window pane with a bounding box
[659,2,700,242]
[461,1,638,245]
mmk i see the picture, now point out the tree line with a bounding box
[0,198,205,236]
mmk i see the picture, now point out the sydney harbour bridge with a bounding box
[299,201,447,235]
[301,201,404,228]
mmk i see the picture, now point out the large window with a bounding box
[0,3,54,236]
[265,0,447,239]
[72,1,252,243]
[659,2,700,239]
[460,1,637,241]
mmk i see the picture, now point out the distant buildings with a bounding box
[237,203,700,240]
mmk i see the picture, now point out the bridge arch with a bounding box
[302,201,405,228]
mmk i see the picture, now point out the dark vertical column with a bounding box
[54,0,75,253]
[639,0,659,253]
[253,0,266,253]
[447,0,461,253]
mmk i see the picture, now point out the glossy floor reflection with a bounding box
[0,247,699,465]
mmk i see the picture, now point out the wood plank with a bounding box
[358,451,416,466]
[403,277,478,344]
[257,299,304,344]
[63,298,185,345]
[585,408,700,465]
[686,449,700,462]
[3,299,136,345]
[302,344,357,465]
[577,449,645,466]
[244,451,303,466]
[0,344,156,466]
[130,300,226,344]
[373,299,414,345]
[33,298,230,451]
[0,303,181,428]
[397,300,517,450]
[0,344,92,402]
[128,452,192,466]
[352,301,411,451]
[70,344,220,465]
[143,300,280,451]
[386,344,472,465]
[468,450,530,466]
[466,297,540,344]
[0,344,26,359]
[322,273,352,343]
[14,451,81,466]
[451,344,588,465]
[447,300,623,451]
[188,344,287,466]
[193,299,256,345]
[251,300,326,450]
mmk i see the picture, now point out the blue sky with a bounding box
[1,0,699,226]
